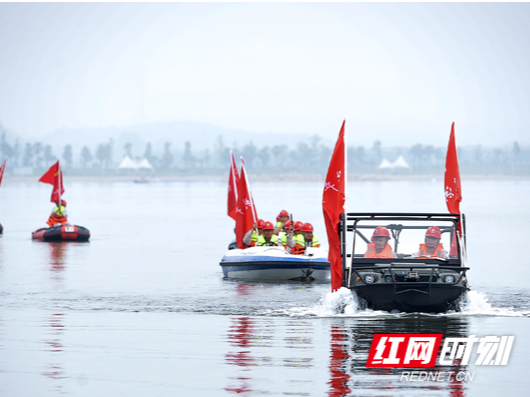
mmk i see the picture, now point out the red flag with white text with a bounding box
[39,161,65,203]
[0,158,6,187]
[323,120,346,292]
[235,159,258,249]
[444,122,462,255]
[227,151,240,220]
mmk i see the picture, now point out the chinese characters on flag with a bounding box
[235,159,258,249]
[444,122,462,255]
[323,120,346,292]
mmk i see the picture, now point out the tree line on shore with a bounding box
[1,133,528,176]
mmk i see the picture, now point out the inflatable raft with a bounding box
[32,224,90,242]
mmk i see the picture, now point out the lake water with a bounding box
[1,177,529,396]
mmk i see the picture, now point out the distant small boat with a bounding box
[0,222,3,234]
[220,246,330,281]
[32,224,90,242]
[133,176,158,184]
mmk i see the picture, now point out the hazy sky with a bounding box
[1,2,529,146]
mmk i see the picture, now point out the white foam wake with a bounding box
[456,290,524,317]
[281,289,525,318]
[286,287,393,317]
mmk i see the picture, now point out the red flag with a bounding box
[227,151,240,220]
[444,122,462,215]
[235,159,258,249]
[323,120,346,292]
[39,161,65,203]
[0,158,6,187]
[445,122,462,256]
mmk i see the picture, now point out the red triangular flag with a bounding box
[444,122,462,215]
[0,158,6,187]
[227,151,240,220]
[323,120,346,292]
[235,159,258,249]
[445,122,462,255]
[39,161,65,203]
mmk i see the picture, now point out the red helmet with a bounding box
[257,219,265,229]
[294,221,304,230]
[60,199,67,206]
[278,210,289,217]
[372,226,390,238]
[426,226,442,239]
[301,223,313,232]
[263,221,275,231]
[285,220,292,228]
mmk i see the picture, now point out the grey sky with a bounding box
[1,2,529,147]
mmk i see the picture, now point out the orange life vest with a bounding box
[364,243,394,258]
[418,243,445,259]
[47,214,68,227]
[292,235,320,255]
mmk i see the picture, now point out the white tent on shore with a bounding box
[378,155,411,170]
[118,155,154,170]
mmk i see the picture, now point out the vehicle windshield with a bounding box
[350,218,458,260]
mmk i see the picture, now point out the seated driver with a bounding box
[364,226,397,258]
[412,226,449,259]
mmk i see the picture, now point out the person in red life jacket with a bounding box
[256,221,281,247]
[292,223,320,255]
[243,219,265,247]
[274,209,290,235]
[364,226,397,258]
[413,226,449,259]
[46,199,68,227]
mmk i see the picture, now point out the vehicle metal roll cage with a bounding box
[338,212,467,289]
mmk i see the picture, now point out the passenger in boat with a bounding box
[274,209,290,235]
[413,226,449,259]
[243,219,265,247]
[364,226,397,258]
[292,223,320,255]
[280,220,296,252]
[46,199,68,227]
[256,221,281,247]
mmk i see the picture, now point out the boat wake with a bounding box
[283,288,528,318]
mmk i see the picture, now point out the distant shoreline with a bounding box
[4,173,530,183]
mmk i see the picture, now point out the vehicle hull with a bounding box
[220,246,330,281]
[353,283,468,313]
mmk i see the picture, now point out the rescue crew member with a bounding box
[256,221,281,247]
[280,220,296,252]
[274,210,290,235]
[285,221,303,253]
[364,226,396,258]
[292,223,320,255]
[413,226,449,259]
[46,199,68,227]
[243,219,265,247]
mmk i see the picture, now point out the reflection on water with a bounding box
[42,313,66,395]
[48,243,68,273]
[328,325,351,396]
[223,315,472,396]
[339,316,470,396]
[225,317,254,394]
